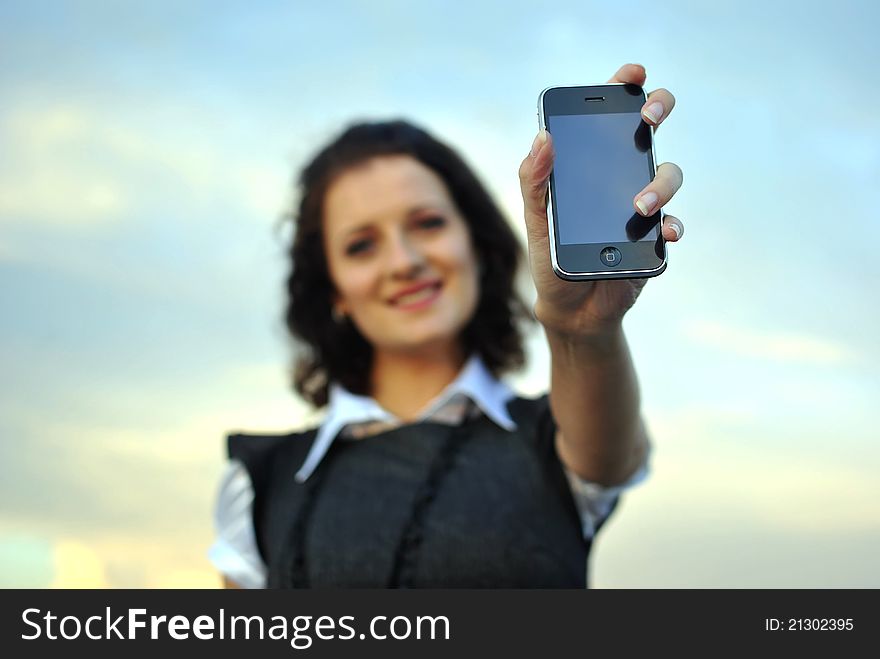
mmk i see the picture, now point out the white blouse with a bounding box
[208,355,649,588]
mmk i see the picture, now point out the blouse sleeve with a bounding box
[207,459,268,589]
[562,446,651,540]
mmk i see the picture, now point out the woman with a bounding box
[209,63,684,588]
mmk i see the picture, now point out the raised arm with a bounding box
[517,63,684,486]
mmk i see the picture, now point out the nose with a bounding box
[386,231,426,279]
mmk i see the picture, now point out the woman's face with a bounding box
[322,155,480,359]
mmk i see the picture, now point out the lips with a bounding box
[387,280,443,307]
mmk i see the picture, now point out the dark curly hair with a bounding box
[285,119,533,408]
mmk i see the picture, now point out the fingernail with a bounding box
[667,222,682,239]
[642,102,663,124]
[530,130,547,157]
[635,191,658,215]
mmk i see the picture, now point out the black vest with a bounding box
[227,394,616,588]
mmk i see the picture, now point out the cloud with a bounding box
[0,357,324,588]
[592,404,880,586]
[0,107,129,225]
[683,319,852,365]
[642,404,880,533]
[0,103,290,228]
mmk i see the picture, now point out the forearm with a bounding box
[545,323,649,486]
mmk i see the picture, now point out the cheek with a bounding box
[447,237,480,286]
[438,237,480,309]
[332,262,381,308]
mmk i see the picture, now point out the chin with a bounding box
[385,328,463,356]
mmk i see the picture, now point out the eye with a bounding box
[415,216,446,230]
[345,237,373,256]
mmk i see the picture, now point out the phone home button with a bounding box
[600,247,621,267]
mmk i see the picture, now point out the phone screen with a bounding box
[547,111,654,245]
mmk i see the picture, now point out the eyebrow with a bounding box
[341,204,446,238]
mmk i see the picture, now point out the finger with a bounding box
[641,88,676,129]
[633,162,684,217]
[607,63,647,85]
[518,130,555,242]
[661,214,684,242]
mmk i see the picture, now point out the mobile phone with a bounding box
[538,83,667,280]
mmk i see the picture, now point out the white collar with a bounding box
[293,354,517,483]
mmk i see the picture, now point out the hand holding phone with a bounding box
[519,64,683,329]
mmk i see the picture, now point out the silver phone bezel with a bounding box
[537,83,667,281]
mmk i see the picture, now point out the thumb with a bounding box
[518,130,554,243]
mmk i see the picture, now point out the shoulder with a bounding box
[505,392,552,431]
[226,426,320,474]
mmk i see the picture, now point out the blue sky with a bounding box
[1,0,878,587]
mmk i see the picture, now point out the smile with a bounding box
[388,282,443,310]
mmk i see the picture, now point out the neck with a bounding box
[370,343,467,422]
